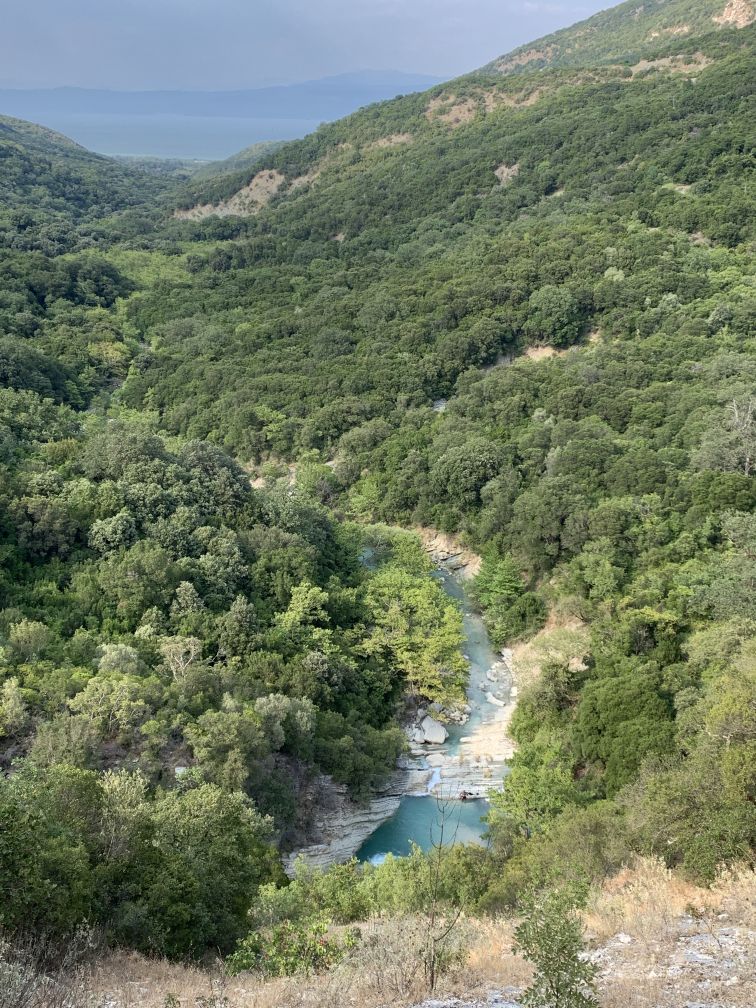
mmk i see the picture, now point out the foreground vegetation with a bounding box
[0,0,753,991]
[3,858,755,1007]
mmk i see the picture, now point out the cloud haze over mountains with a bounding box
[5,0,607,89]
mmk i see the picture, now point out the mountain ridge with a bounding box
[171,0,754,219]
[486,0,754,73]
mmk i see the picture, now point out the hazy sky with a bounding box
[3,0,609,90]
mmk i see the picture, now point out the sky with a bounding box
[3,0,610,91]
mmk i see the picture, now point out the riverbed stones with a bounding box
[421,715,449,744]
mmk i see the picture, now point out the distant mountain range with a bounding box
[0,71,444,122]
[0,70,445,159]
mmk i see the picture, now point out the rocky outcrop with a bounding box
[282,769,416,874]
[415,527,482,579]
[410,911,756,1008]
[174,169,286,220]
[411,997,520,1008]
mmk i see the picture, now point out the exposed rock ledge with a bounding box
[414,527,482,579]
[282,765,421,875]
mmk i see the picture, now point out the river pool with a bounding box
[355,566,510,864]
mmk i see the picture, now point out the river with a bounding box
[355,565,514,863]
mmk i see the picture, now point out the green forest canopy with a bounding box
[0,0,753,963]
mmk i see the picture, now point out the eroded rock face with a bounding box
[713,0,755,28]
[173,169,286,220]
[421,715,449,745]
[282,770,413,874]
[415,527,482,579]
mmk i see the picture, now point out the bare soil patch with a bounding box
[630,52,713,76]
[714,0,755,27]
[522,345,565,362]
[495,44,557,74]
[495,162,520,186]
[289,169,321,190]
[367,132,414,150]
[649,23,691,38]
[425,95,479,127]
[174,169,285,220]
[510,613,589,692]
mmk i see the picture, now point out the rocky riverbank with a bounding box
[404,650,517,801]
[284,533,518,871]
[415,527,483,580]
[282,770,412,874]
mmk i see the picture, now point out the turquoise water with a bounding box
[357,796,489,864]
[355,566,508,863]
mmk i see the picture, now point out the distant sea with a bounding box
[32,113,322,160]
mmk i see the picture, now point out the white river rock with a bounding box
[421,715,449,744]
[486,691,507,707]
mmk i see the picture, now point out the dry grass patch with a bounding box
[630,52,713,77]
[460,918,531,991]
[585,857,715,948]
[80,915,504,1008]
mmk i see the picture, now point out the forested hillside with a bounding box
[118,0,755,894]
[0,114,173,252]
[0,0,754,990]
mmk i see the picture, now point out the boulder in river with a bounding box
[421,715,448,744]
[485,691,507,708]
